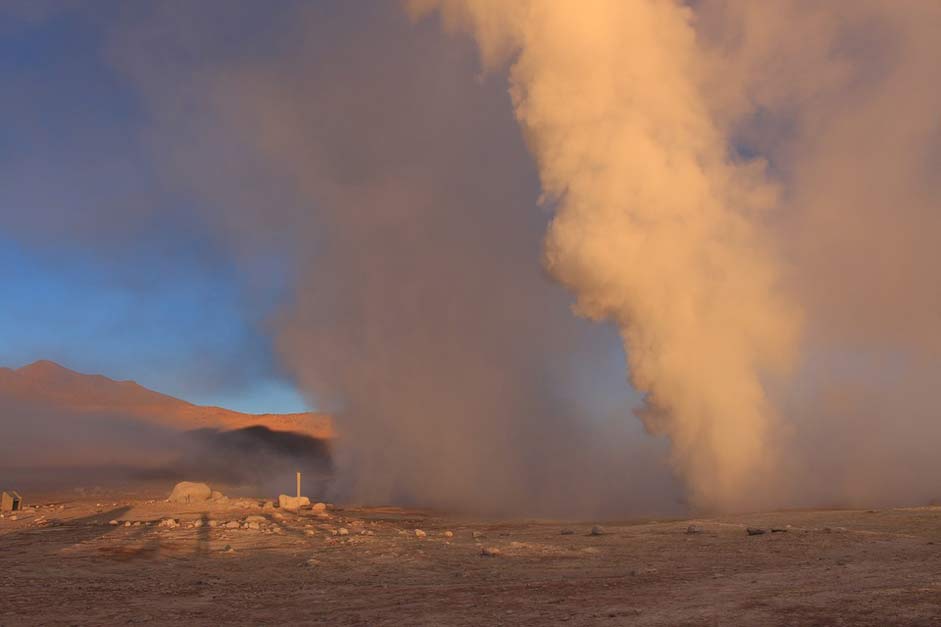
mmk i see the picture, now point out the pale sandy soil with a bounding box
[2,487,941,626]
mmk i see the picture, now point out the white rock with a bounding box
[278,494,311,511]
[338,527,349,536]
[442,531,454,538]
[167,482,212,504]
[414,529,427,538]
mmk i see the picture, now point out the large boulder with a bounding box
[278,494,310,511]
[167,481,212,504]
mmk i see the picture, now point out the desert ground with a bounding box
[1,485,940,626]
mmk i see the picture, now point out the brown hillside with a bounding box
[0,360,334,439]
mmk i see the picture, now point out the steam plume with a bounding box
[412,0,800,510]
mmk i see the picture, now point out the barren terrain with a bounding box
[2,486,940,626]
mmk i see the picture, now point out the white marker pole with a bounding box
[296,471,301,498]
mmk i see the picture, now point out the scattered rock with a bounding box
[278,495,311,511]
[244,515,267,524]
[311,502,327,513]
[262,501,275,510]
[305,558,320,567]
[686,525,704,534]
[442,531,454,538]
[480,547,502,557]
[167,482,212,504]
[770,527,788,533]
[246,522,261,530]
[124,521,132,527]
[304,529,316,536]
[222,544,235,553]
[271,512,285,521]
[472,531,485,539]
[590,526,606,536]
[560,529,575,535]
[225,521,240,529]
[208,520,219,528]
[746,527,767,536]
[108,520,119,526]
[210,490,225,501]
[414,529,427,538]
[193,519,204,528]
[158,518,179,529]
[338,527,349,536]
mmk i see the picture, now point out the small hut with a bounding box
[1,490,22,512]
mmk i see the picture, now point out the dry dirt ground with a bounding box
[2,487,941,626]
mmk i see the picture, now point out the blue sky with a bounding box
[0,3,308,413]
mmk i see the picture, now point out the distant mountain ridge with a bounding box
[0,360,334,439]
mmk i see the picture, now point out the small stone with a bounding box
[222,544,235,553]
[480,547,502,557]
[108,520,119,526]
[686,525,704,534]
[158,518,179,528]
[244,515,267,524]
[311,502,327,513]
[193,519,204,528]
[225,521,240,529]
[124,521,132,527]
[770,527,788,533]
[472,531,485,539]
[746,527,767,536]
[338,527,349,536]
[247,522,261,530]
[414,529,427,538]
[560,529,575,535]
[305,558,320,567]
[208,520,219,528]
[590,526,605,536]
[442,531,454,538]
[210,490,225,500]
[304,529,316,536]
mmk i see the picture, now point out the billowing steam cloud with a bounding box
[410,0,941,510]
[411,0,800,511]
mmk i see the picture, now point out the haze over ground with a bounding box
[2,1,940,517]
